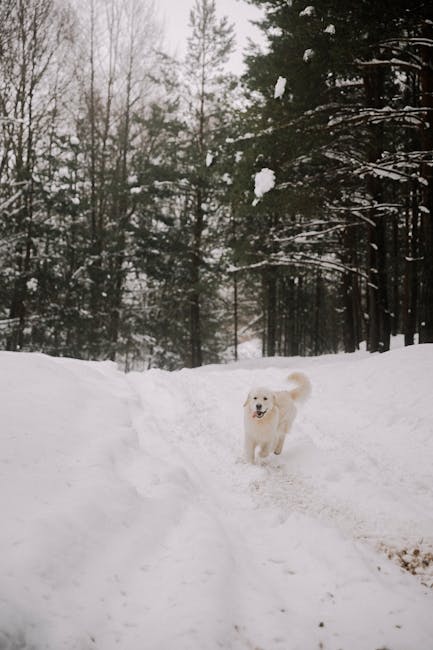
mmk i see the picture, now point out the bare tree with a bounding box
[0,0,72,350]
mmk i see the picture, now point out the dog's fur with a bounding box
[243,372,311,463]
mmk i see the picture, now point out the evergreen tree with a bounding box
[180,0,235,367]
[237,0,433,355]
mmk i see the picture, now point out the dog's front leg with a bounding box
[244,437,256,464]
[258,444,270,458]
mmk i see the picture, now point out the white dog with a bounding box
[243,372,311,463]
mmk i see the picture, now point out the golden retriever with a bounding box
[243,372,311,463]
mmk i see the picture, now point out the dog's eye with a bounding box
[264,397,268,401]
[253,397,257,400]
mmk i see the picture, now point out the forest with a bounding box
[0,0,432,369]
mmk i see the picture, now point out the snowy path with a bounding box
[124,349,433,650]
[1,347,433,649]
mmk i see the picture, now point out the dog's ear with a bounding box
[243,393,250,407]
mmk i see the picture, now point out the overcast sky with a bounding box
[156,0,264,74]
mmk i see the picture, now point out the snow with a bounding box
[254,167,276,197]
[58,166,69,178]
[1,346,433,649]
[324,23,336,35]
[299,6,315,17]
[26,278,38,292]
[206,152,214,167]
[69,135,80,146]
[274,76,287,99]
[303,48,315,63]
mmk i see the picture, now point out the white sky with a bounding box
[156,0,264,74]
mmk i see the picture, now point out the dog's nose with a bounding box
[256,403,262,411]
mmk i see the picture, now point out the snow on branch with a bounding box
[381,37,433,48]
[0,190,23,213]
[382,150,433,164]
[276,222,362,245]
[0,233,26,250]
[355,162,412,183]
[324,203,402,225]
[355,58,421,73]
[230,252,377,287]
[0,317,21,329]
[220,102,343,147]
[328,106,430,129]
[354,156,432,185]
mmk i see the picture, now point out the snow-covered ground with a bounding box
[1,346,433,650]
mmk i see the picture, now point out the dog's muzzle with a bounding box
[253,409,267,419]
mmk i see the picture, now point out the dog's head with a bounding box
[243,387,275,419]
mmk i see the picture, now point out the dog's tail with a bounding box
[287,371,312,404]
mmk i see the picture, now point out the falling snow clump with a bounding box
[274,76,287,99]
[303,48,315,63]
[254,168,275,198]
[26,278,38,293]
[299,6,315,17]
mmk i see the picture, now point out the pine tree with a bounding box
[238,0,433,356]
[180,0,236,366]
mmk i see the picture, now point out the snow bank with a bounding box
[1,345,433,649]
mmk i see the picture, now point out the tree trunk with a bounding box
[390,212,400,337]
[190,189,204,367]
[342,271,356,353]
[363,66,390,352]
[403,184,419,346]
[341,224,357,353]
[313,271,322,356]
[264,268,277,357]
[419,19,433,343]
[233,271,238,361]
